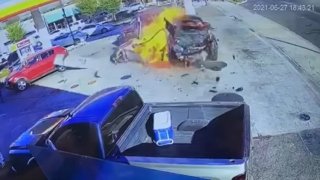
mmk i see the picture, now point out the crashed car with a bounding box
[166,15,218,66]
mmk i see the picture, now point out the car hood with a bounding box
[10,109,70,149]
[175,29,210,47]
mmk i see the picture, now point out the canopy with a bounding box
[0,0,58,21]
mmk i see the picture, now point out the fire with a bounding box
[131,7,185,67]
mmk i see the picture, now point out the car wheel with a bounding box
[74,38,81,44]
[16,79,28,91]
[56,65,66,72]
[101,28,108,33]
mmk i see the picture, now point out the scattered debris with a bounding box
[136,79,139,82]
[58,79,67,84]
[201,68,205,72]
[94,71,101,78]
[181,73,189,77]
[209,89,217,93]
[121,75,132,80]
[230,15,242,22]
[232,87,235,90]
[71,84,79,89]
[192,81,199,85]
[88,80,96,85]
[299,113,311,121]
[217,38,219,42]
[177,88,183,92]
[230,72,236,74]
[233,55,235,60]
[249,28,255,32]
[212,87,216,89]
[235,87,243,92]
[216,77,220,82]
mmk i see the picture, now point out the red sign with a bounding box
[17,39,31,49]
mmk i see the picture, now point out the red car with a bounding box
[5,46,68,91]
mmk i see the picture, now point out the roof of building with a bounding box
[0,0,57,21]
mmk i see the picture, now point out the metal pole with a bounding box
[60,1,76,45]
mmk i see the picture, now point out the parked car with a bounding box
[122,2,145,13]
[51,31,87,47]
[166,15,218,66]
[9,86,250,180]
[84,24,123,42]
[5,46,68,91]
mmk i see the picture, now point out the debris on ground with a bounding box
[178,88,183,92]
[121,75,132,80]
[299,113,311,121]
[181,73,189,77]
[232,87,235,89]
[231,72,236,74]
[233,55,235,60]
[212,87,216,89]
[209,89,217,93]
[249,28,255,32]
[71,84,79,89]
[230,15,242,22]
[235,87,243,92]
[88,80,96,85]
[216,77,220,82]
[217,38,219,42]
[58,79,67,84]
[94,71,101,78]
[192,81,199,85]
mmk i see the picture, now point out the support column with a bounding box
[31,9,45,30]
[31,9,51,49]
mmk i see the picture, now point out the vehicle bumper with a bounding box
[4,79,15,89]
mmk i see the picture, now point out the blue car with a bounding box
[51,31,87,47]
[82,24,123,42]
[8,86,250,180]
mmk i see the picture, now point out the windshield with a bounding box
[31,117,64,135]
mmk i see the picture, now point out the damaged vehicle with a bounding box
[166,15,218,66]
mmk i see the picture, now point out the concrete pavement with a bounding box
[197,2,320,136]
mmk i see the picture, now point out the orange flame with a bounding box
[131,7,185,68]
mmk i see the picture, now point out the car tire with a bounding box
[16,79,28,91]
[101,28,108,33]
[74,38,81,44]
[56,65,66,72]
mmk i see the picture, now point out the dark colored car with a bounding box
[165,15,218,65]
[51,31,87,47]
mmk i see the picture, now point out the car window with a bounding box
[40,52,49,60]
[28,55,41,65]
[48,49,54,56]
[101,91,143,155]
[50,123,103,158]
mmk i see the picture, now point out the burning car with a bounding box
[166,15,218,66]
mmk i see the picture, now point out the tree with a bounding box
[75,0,98,17]
[5,22,25,43]
[98,0,121,19]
